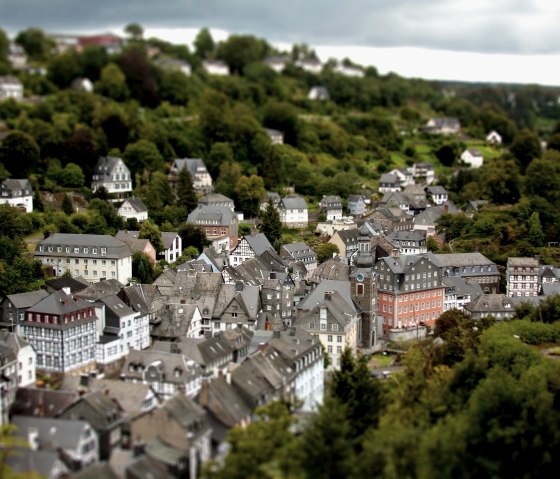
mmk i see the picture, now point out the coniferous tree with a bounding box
[258,199,282,244]
[176,166,198,213]
[61,194,73,215]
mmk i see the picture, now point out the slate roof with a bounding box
[1,178,32,195]
[379,173,400,184]
[171,158,208,176]
[114,233,152,255]
[152,336,233,368]
[122,349,202,385]
[201,375,251,428]
[464,294,515,314]
[507,257,540,268]
[297,279,354,313]
[76,279,124,301]
[426,186,448,195]
[6,289,49,309]
[126,453,174,479]
[387,230,426,244]
[311,257,349,283]
[26,290,93,316]
[432,252,496,268]
[11,387,79,417]
[73,462,121,479]
[121,198,148,213]
[93,156,127,176]
[296,290,358,330]
[161,232,180,250]
[35,233,132,259]
[187,205,236,226]
[281,242,316,261]
[11,415,91,450]
[150,303,198,339]
[44,276,90,293]
[59,391,123,431]
[280,195,307,210]
[5,449,64,478]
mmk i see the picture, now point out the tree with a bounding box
[124,23,144,41]
[258,199,282,245]
[216,34,268,75]
[194,28,215,59]
[95,63,130,101]
[206,142,234,178]
[117,46,159,107]
[47,51,83,88]
[179,224,210,252]
[510,129,541,173]
[215,161,242,200]
[527,211,545,247]
[0,130,41,177]
[61,194,74,215]
[141,171,174,211]
[176,166,198,213]
[316,243,340,263]
[235,175,266,218]
[0,29,9,65]
[123,139,164,177]
[132,251,155,283]
[139,220,163,253]
[15,27,53,60]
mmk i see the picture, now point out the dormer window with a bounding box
[84,248,88,254]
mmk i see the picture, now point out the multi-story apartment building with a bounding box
[34,233,133,284]
[374,254,445,336]
[19,289,98,373]
[278,195,308,228]
[319,195,343,221]
[387,230,427,255]
[230,233,275,266]
[432,252,500,294]
[0,331,36,387]
[187,205,239,248]
[507,257,540,297]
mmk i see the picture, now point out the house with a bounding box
[96,294,150,365]
[388,168,415,188]
[230,233,275,266]
[0,331,36,387]
[121,349,203,400]
[91,156,132,197]
[486,130,502,145]
[280,242,317,274]
[154,57,191,76]
[278,195,308,228]
[506,257,540,297]
[115,231,156,263]
[426,185,448,205]
[168,158,213,195]
[294,290,360,370]
[202,59,230,75]
[464,200,488,216]
[409,162,435,185]
[264,55,290,73]
[161,232,183,264]
[260,272,296,326]
[260,191,281,211]
[319,195,343,221]
[461,148,484,168]
[78,33,122,54]
[329,229,361,262]
[308,86,330,101]
[198,193,235,211]
[71,77,94,92]
[413,204,454,236]
[19,289,98,373]
[149,302,203,341]
[348,195,367,217]
[296,58,323,74]
[187,205,239,248]
[378,174,401,193]
[367,208,413,234]
[432,252,500,294]
[212,283,262,334]
[265,128,284,145]
[443,276,483,313]
[464,294,515,320]
[1,289,49,331]
[35,233,133,284]
[373,254,445,337]
[58,391,124,460]
[0,343,17,425]
[11,415,99,469]
[316,217,357,236]
[0,76,24,100]
[8,42,26,69]
[117,198,148,222]
[0,178,33,212]
[198,246,229,272]
[128,394,212,479]
[425,117,461,135]
[387,230,427,255]
[334,63,364,77]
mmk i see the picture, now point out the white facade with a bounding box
[118,200,148,222]
[91,157,132,195]
[506,258,540,297]
[162,233,182,264]
[0,76,24,100]
[202,60,229,75]
[461,149,484,168]
[0,193,33,212]
[486,130,502,144]
[0,179,33,213]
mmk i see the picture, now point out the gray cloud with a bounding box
[3,0,560,54]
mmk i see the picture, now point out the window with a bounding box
[327,346,332,353]
[332,324,338,331]
[337,335,342,342]
[328,335,333,342]
[84,248,88,254]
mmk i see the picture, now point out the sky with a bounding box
[3,0,560,85]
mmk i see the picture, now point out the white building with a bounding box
[461,148,484,168]
[486,130,503,145]
[0,332,36,387]
[118,198,148,222]
[506,257,540,297]
[278,195,308,228]
[0,76,24,100]
[169,158,213,195]
[91,156,132,196]
[161,232,183,264]
[0,179,33,212]
[34,233,133,284]
[202,60,229,76]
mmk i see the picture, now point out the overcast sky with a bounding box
[4,0,560,85]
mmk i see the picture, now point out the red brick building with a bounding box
[373,254,444,335]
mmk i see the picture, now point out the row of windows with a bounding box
[26,309,94,323]
[39,245,107,255]
[309,322,339,331]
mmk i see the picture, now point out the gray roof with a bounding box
[100,295,136,325]
[187,205,236,226]
[59,391,123,430]
[203,376,251,429]
[122,349,202,385]
[199,193,234,206]
[6,289,49,309]
[150,303,199,339]
[387,230,426,243]
[280,195,307,210]
[121,197,148,213]
[348,194,366,202]
[311,257,349,283]
[297,279,354,312]
[161,231,180,250]
[1,178,32,195]
[115,233,152,254]
[11,415,92,450]
[152,336,233,368]
[26,289,94,316]
[171,158,208,176]
[44,276,90,293]
[442,276,483,299]
[464,294,514,314]
[76,279,124,301]
[281,242,316,260]
[5,449,64,478]
[243,233,274,255]
[507,257,539,268]
[73,462,121,479]
[93,156,129,177]
[379,173,400,184]
[35,233,132,259]
[296,290,358,331]
[320,195,343,207]
[11,388,79,417]
[426,185,448,195]
[433,252,496,268]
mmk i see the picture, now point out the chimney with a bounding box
[270,272,277,280]
[273,330,281,339]
[324,291,332,301]
[258,342,268,353]
[235,281,244,292]
[444,204,448,213]
[226,371,231,385]
[79,374,89,388]
[132,441,146,457]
